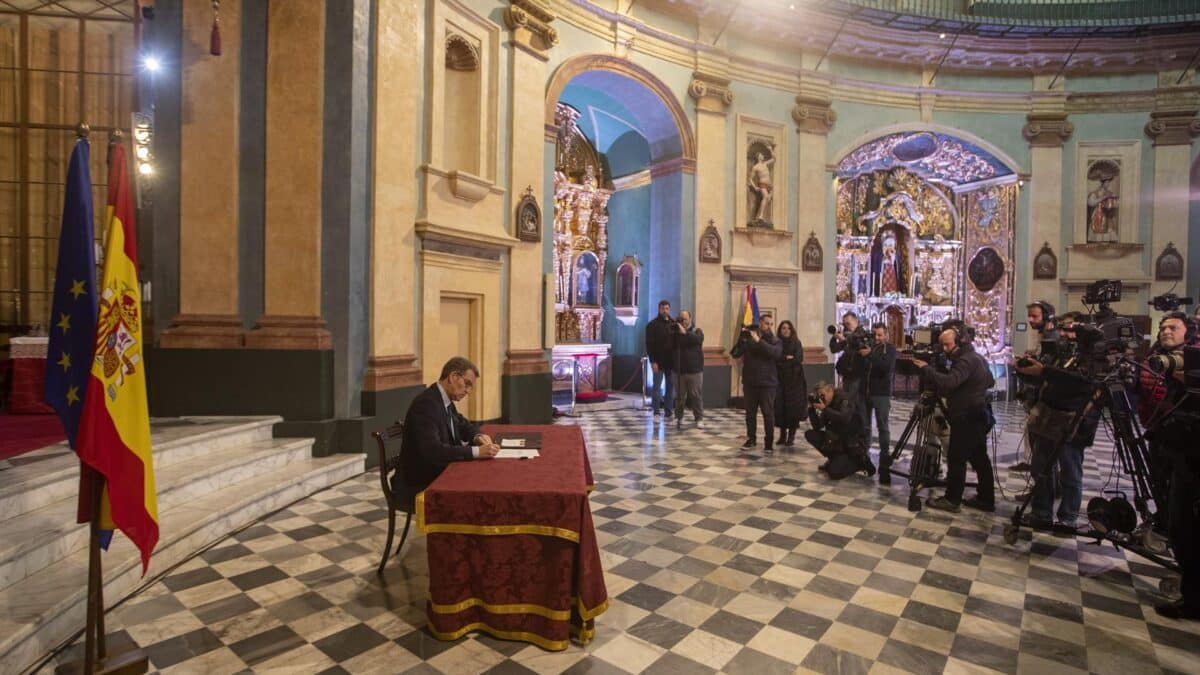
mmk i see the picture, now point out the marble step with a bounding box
[1,452,365,675]
[0,437,314,594]
[0,416,281,522]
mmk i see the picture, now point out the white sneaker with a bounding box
[696,420,705,429]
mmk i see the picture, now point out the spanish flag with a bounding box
[740,285,760,327]
[76,143,158,572]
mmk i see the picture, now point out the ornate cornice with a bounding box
[792,94,837,135]
[1144,110,1200,147]
[1022,113,1073,148]
[505,0,558,51]
[689,71,734,111]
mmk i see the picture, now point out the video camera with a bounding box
[1149,292,1193,313]
[897,322,952,376]
[826,324,874,351]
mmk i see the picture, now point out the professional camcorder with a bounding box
[827,324,874,351]
[1150,292,1193,313]
[896,323,952,376]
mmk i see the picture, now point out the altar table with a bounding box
[416,424,608,650]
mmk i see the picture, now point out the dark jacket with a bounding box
[1037,366,1101,445]
[776,336,807,427]
[807,390,864,448]
[399,383,481,492]
[646,316,678,371]
[920,344,994,420]
[675,325,705,375]
[731,329,782,388]
[864,343,897,396]
[830,330,868,380]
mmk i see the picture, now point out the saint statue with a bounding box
[575,264,593,305]
[1086,161,1119,243]
[747,146,775,226]
[870,233,904,298]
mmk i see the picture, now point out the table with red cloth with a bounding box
[415,424,608,650]
[8,337,53,414]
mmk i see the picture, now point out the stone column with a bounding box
[245,0,331,349]
[792,83,836,363]
[1021,87,1072,326]
[502,0,557,422]
[361,0,423,404]
[689,70,733,379]
[161,0,242,348]
[1145,106,1199,296]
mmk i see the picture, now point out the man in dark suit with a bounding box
[397,356,500,494]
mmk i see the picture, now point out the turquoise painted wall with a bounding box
[603,184,652,356]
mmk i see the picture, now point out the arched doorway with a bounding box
[832,129,1019,363]
[546,56,695,400]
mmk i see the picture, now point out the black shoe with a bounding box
[860,456,876,477]
[764,446,774,455]
[776,433,787,445]
[1155,599,1200,621]
[925,496,961,513]
[962,496,995,513]
[818,461,829,472]
[741,438,756,449]
[1020,515,1053,531]
[676,419,682,431]
[1009,461,1032,473]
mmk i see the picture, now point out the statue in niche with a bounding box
[1086,160,1120,243]
[746,141,776,227]
[574,253,599,306]
[922,256,951,306]
[872,234,902,296]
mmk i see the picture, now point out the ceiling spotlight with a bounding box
[939,33,947,39]
[143,55,161,72]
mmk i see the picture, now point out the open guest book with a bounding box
[493,431,543,459]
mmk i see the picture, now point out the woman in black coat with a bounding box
[775,321,808,446]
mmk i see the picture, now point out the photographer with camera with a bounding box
[1137,312,1194,534]
[731,313,782,453]
[645,300,677,422]
[829,311,871,437]
[672,310,705,430]
[1010,301,1060,473]
[805,382,874,479]
[861,322,897,459]
[912,326,996,513]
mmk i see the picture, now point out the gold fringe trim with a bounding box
[430,597,571,621]
[571,623,596,644]
[576,596,610,621]
[414,491,580,542]
[427,621,570,651]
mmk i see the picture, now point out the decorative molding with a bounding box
[504,0,558,52]
[504,349,551,376]
[448,169,493,202]
[1022,113,1073,147]
[689,71,734,111]
[363,354,422,391]
[444,33,480,71]
[1144,110,1200,147]
[724,263,800,283]
[244,315,332,350]
[792,95,836,136]
[649,156,696,177]
[702,345,730,367]
[415,220,519,257]
[612,169,651,191]
[160,314,244,349]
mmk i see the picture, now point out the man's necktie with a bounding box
[447,403,458,443]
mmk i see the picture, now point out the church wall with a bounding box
[602,184,652,389]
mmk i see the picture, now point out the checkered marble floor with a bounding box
[44,402,1200,674]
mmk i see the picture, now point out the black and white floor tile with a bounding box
[47,401,1200,674]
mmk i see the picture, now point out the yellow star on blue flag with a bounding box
[57,352,71,372]
[69,279,86,299]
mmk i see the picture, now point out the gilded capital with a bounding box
[1144,110,1200,147]
[1022,113,1073,148]
[792,95,836,135]
[505,0,557,51]
[689,71,734,111]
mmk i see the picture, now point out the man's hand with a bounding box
[478,443,500,459]
[1014,361,1044,377]
[749,330,761,343]
[473,433,493,447]
[857,347,871,357]
[651,362,660,374]
[675,323,686,334]
[812,400,826,411]
[912,359,928,369]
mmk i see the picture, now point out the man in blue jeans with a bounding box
[861,322,897,460]
[645,299,677,421]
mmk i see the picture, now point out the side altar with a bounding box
[550,104,613,400]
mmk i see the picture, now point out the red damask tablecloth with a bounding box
[416,424,608,650]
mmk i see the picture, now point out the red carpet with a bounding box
[0,414,66,461]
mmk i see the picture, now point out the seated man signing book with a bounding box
[398,356,500,494]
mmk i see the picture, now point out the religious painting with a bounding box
[573,252,599,306]
[699,222,722,263]
[1155,242,1184,281]
[515,186,541,242]
[1085,159,1120,243]
[967,247,1005,293]
[1033,242,1057,280]
[801,232,822,271]
[746,138,776,228]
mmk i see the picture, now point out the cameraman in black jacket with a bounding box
[805,382,874,479]
[645,300,677,421]
[830,311,871,437]
[731,313,782,453]
[913,326,996,513]
[862,323,897,458]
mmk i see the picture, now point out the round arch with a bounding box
[832,122,1024,177]
[545,54,696,164]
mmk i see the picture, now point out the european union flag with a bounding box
[45,138,98,447]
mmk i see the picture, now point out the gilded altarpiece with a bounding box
[834,132,1016,364]
[551,103,613,397]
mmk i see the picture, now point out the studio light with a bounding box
[143,55,161,73]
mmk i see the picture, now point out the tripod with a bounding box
[878,390,975,512]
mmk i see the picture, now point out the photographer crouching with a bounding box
[912,325,996,513]
[805,381,875,479]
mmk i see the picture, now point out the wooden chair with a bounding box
[373,422,416,573]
